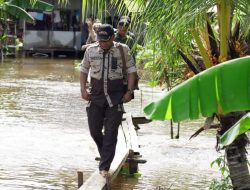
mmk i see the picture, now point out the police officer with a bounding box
[115,16,135,50]
[80,24,137,177]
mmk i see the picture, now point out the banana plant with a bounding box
[139,1,250,189]
[0,0,53,23]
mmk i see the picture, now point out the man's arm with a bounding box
[80,49,91,101]
[122,52,137,103]
[119,43,137,103]
[80,72,90,101]
[127,72,136,91]
[122,72,136,103]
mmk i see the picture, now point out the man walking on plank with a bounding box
[80,24,137,177]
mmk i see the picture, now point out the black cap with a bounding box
[96,24,114,42]
[118,16,130,27]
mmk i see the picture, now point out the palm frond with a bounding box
[191,28,213,68]
[9,0,53,11]
[207,20,219,61]
[81,0,109,21]
[232,21,240,41]
[178,50,200,74]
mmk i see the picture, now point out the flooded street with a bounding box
[0,57,224,189]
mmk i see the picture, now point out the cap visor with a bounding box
[119,20,130,27]
[97,35,111,42]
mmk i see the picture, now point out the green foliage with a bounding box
[209,155,233,190]
[136,41,184,88]
[0,34,7,41]
[119,167,141,178]
[220,112,250,146]
[79,0,250,85]
[0,0,53,23]
[209,177,232,190]
[9,0,53,11]
[57,0,68,7]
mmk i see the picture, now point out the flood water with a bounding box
[0,57,225,190]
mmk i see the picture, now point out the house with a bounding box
[23,0,82,58]
[22,0,141,58]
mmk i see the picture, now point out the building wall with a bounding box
[23,30,81,50]
[23,0,82,51]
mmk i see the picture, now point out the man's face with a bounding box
[117,24,129,37]
[99,35,114,50]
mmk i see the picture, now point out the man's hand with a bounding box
[122,90,132,103]
[81,89,91,101]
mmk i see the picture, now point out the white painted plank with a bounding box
[79,121,130,190]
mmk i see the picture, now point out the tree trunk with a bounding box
[226,135,250,190]
[219,111,250,190]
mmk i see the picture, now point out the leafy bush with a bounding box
[209,155,233,190]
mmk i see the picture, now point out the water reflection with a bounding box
[0,58,223,190]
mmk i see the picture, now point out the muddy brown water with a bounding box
[0,57,224,189]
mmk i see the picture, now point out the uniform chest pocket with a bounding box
[90,59,102,79]
[109,57,123,80]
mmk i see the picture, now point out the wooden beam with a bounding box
[132,116,152,130]
[77,171,84,188]
[123,113,140,153]
[132,116,152,125]
[79,113,134,190]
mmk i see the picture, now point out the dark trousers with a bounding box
[86,102,123,171]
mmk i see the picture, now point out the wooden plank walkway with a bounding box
[79,113,139,190]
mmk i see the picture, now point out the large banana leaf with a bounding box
[3,0,53,23]
[3,4,34,23]
[144,56,250,122]
[220,112,250,146]
[8,0,53,11]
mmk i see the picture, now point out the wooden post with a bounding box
[128,150,138,175]
[77,171,84,188]
[170,119,173,139]
[175,122,180,139]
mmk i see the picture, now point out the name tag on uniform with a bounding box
[91,56,102,60]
